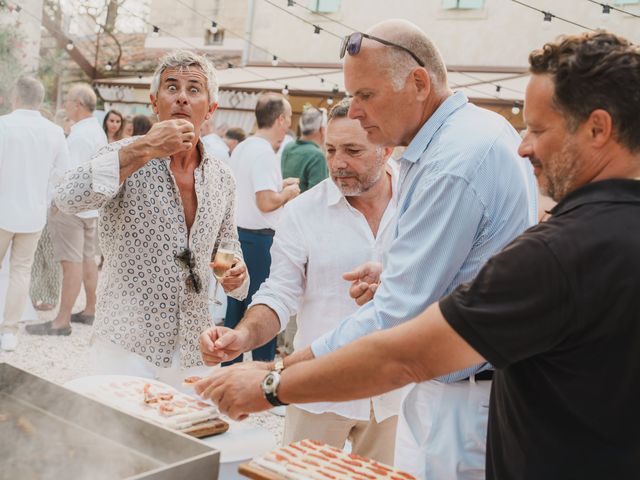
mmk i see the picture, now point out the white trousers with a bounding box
[90,337,215,394]
[394,379,491,480]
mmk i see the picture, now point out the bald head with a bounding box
[365,19,448,92]
[67,83,97,113]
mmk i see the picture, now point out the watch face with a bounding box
[262,373,278,395]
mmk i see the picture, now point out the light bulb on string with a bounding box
[495,85,502,98]
[282,85,289,96]
[227,62,234,69]
[105,61,113,72]
[542,12,553,30]
[151,25,160,37]
[511,103,521,115]
[209,21,218,34]
[287,0,294,6]
[313,25,321,35]
[66,41,74,51]
[600,4,611,23]
[326,96,334,105]
[271,55,279,67]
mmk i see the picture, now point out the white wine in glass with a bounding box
[210,242,236,305]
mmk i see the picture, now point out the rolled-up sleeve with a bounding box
[55,146,122,214]
[250,205,307,331]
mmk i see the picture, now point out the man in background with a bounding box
[28,83,107,336]
[0,76,70,350]
[281,106,329,194]
[223,127,246,154]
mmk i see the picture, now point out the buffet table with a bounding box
[65,374,277,480]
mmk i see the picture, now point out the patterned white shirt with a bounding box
[55,137,249,367]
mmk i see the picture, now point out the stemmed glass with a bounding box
[209,241,236,305]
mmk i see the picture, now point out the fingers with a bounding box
[342,262,370,282]
[199,328,216,353]
[355,282,378,306]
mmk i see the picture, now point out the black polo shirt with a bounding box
[440,179,640,480]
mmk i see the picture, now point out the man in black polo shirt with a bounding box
[195,32,640,478]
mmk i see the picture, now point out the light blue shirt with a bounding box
[311,92,538,382]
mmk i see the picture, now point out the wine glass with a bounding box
[209,241,236,306]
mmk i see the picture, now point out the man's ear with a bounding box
[205,102,219,121]
[412,67,431,102]
[586,109,613,148]
[149,94,159,115]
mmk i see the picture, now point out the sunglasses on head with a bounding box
[340,32,425,67]
[175,248,202,294]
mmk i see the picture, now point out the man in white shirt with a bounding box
[224,93,300,365]
[0,76,71,350]
[200,118,230,162]
[198,99,400,462]
[27,83,107,336]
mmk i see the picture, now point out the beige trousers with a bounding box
[283,403,398,465]
[0,228,42,332]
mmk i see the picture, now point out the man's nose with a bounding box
[517,133,532,159]
[176,88,189,103]
[348,101,363,119]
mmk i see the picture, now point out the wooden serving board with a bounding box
[238,462,284,480]
[182,417,229,438]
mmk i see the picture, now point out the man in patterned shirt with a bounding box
[53,51,249,384]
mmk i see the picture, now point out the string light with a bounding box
[209,21,218,34]
[105,61,113,71]
[586,0,640,19]
[326,96,334,105]
[271,55,279,66]
[66,41,74,51]
[151,25,160,37]
[511,102,521,115]
[511,1,595,31]
[313,24,321,34]
[282,84,289,95]
[227,62,234,69]
[287,0,294,6]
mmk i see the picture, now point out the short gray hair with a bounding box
[299,106,327,135]
[68,83,97,112]
[13,76,45,108]
[150,50,218,104]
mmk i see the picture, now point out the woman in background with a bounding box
[102,109,124,143]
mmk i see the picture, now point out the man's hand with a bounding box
[194,366,271,420]
[141,119,196,159]
[342,261,383,306]
[282,177,300,188]
[283,182,301,202]
[215,258,247,293]
[199,326,250,365]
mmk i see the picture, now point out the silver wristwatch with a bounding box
[261,370,288,407]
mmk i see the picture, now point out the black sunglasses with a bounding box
[340,32,425,67]
[176,248,202,294]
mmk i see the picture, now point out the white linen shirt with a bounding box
[0,109,71,233]
[250,165,402,421]
[66,116,108,219]
[229,136,283,230]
